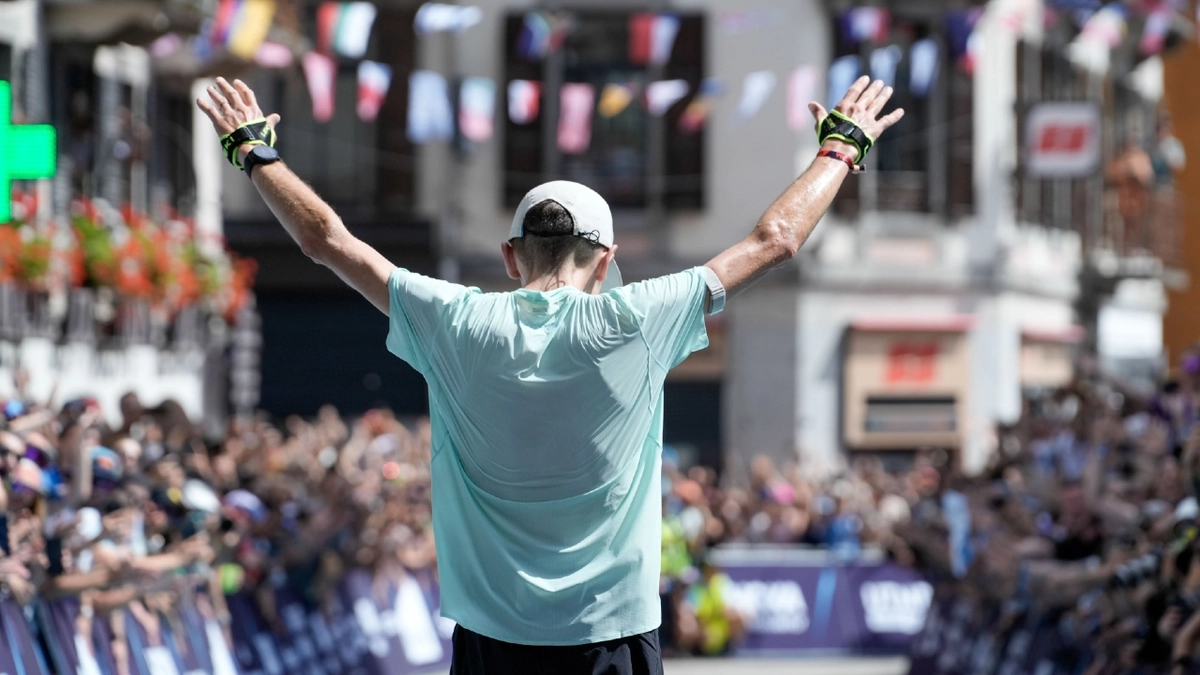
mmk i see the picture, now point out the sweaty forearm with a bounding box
[757,145,854,257]
[706,142,852,296]
[249,161,349,263]
[706,77,902,297]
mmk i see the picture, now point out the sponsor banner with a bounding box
[841,563,935,652]
[722,562,932,655]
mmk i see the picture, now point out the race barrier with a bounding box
[711,548,934,656]
[0,554,940,673]
[906,585,1085,675]
[0,567,454,675]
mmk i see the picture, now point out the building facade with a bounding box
[403,0,1184,478]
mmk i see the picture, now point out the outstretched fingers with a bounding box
[214,78,244,113]
[206,84,233,118]
[839,76,871,111]
[232,79,259,113]
[877,108,906,132]
[856,79,885,111]
[867,86,894,118]
[196,97,221,125]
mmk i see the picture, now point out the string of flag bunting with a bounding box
[165,0,1199,149]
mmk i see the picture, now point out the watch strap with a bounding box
[243,146,281,178]
[818,110,874,163]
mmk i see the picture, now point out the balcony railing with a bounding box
[1097,185,1182,270]
[0,284,213,351]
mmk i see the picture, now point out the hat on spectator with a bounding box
[91,446,123,488]
[3,400,24,421]
[1175,497,1198,524]
[224,489,268,524]
[182,479,221,514]
[153,486,186,516]
[12,458,43,495]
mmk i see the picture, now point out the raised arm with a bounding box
[196,78,393,315]
[706,76,904,297]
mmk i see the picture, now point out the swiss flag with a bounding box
[886,343,938,385]
[1037,124,1090,154]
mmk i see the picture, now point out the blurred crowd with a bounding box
[0,372,437,668]
[658,350,1200,671]
[10,349,1200,671]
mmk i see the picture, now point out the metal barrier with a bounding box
[0,554,940,673]
[0,568,453,675]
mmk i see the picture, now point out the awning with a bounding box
[850,316,975,333]
[152,26,304,90]
[47,0,203,46]
[1021,325,1085,344]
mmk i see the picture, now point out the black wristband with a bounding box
[818,110,875,163]
[220,118,277,170]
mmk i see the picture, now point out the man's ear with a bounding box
[501,242,522,281]
[596,245,618,282]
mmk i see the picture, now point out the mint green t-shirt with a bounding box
[385,266,717,645]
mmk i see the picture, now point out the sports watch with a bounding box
[242,145,281,178]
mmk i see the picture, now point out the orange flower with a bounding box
[0,227,20,282]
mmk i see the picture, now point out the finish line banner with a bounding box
[713,551,933,656]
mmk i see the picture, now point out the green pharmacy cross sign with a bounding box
[0,81,55,223]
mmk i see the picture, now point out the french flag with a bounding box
[1140,1,1177,56]
[460,77,496,143]
[629,13,680,66]
[357,60,392,122]
[508,79,541,125]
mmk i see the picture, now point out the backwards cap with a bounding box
[508,181,623,291]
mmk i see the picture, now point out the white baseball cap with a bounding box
[508,181,623,291]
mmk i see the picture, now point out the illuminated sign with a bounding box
[1024,102,1101,178]
[886,342,939,385]
[0,81,56,222]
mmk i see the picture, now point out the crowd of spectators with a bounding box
[658,349,1200,671]
[10,348,1200,671]
[0,373,438,670]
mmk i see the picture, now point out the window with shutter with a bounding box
[502,11,706,211]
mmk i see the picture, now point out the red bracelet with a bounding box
[818,149,863,174]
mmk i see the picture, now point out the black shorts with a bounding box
[449,625,663,675]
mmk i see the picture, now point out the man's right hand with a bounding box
[809,75,906,152]
[705,76,906,299]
